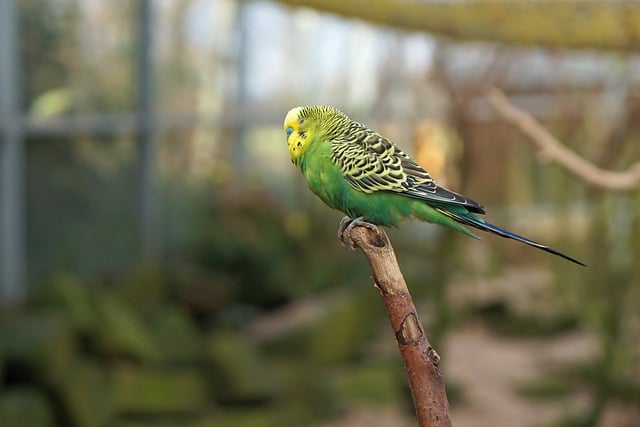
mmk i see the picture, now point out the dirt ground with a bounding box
[320,324,595,427]
[446,324,594,427]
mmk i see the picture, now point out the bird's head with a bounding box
[283,105,349,165]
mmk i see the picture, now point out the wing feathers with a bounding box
[331,123,485,214]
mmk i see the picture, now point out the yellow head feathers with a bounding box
[283,106,309,165]
[283,105,349,164]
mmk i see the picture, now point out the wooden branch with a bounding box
[487,87,640,191]
[340,219,451,427]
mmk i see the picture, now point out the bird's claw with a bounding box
[338,216,352,247]
[338,216,380,250]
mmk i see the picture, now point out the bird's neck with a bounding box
[296,136,329,175]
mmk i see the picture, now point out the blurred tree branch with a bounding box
[339,219,451,427]
[269,0,640,51]
[488,88,640,191]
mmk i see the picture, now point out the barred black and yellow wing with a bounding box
[330,121,486,214]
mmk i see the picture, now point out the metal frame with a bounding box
[0,0,25,305]
[0,0,158,305]
[0,0,282,306]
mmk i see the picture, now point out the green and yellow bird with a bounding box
[283,105,584,266]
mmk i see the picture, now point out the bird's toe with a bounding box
[338,217,381,250]
[338,216,359,249]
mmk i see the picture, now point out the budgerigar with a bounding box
[283,105,584,266]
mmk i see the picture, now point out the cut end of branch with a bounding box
[366,227,388,248]
[338,217,389,250]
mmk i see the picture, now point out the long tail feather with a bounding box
[473,219,586,266]
[435,208,586,266]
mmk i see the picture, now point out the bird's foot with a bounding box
[338,216,380,250]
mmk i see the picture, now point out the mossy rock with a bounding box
[306,290,382,363]
[149,307,203,365]
[38,279,159,362]
[0,311,75,386]
[91,290,158,362]
[0,388,55,427]
[112,366,209,414]
[271,358,340,425]
[59,359,114,427]
[206,330,278,404]
[40,276,96,334]
[196,408,281,427]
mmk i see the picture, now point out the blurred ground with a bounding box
[447,325,594,427]
[321,265,599,427]
[318,322,595,427]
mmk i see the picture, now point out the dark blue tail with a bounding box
[475,219,585,266]
[435,207,586,266]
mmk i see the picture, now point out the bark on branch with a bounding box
[487,87,640,191]
[340,219,451,427]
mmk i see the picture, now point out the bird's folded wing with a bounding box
[330,128,485,214]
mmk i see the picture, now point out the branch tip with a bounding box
[487,87,640,191]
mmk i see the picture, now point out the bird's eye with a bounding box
[299,119,305,124]
[286,127,293,136]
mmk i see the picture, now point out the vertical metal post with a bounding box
[136,0,159,261]
[0,0,25,305]
[232,1,249,176]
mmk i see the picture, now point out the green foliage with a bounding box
[0,185,410,426]
[0,311,76,386]
[42,277,96,334]
[91,291,158,362]
[20,0,78,106]
[0,388,55,427]
[206,330,278,404]
[333,361,403,405]
[305,291,382,364]
[113,367,208,415]
[165,184,372,311]
[148,307,203,365]
[60,359,114,427]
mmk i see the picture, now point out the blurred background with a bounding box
[1,0,639,426]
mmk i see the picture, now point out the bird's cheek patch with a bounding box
[288,141,300,162]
